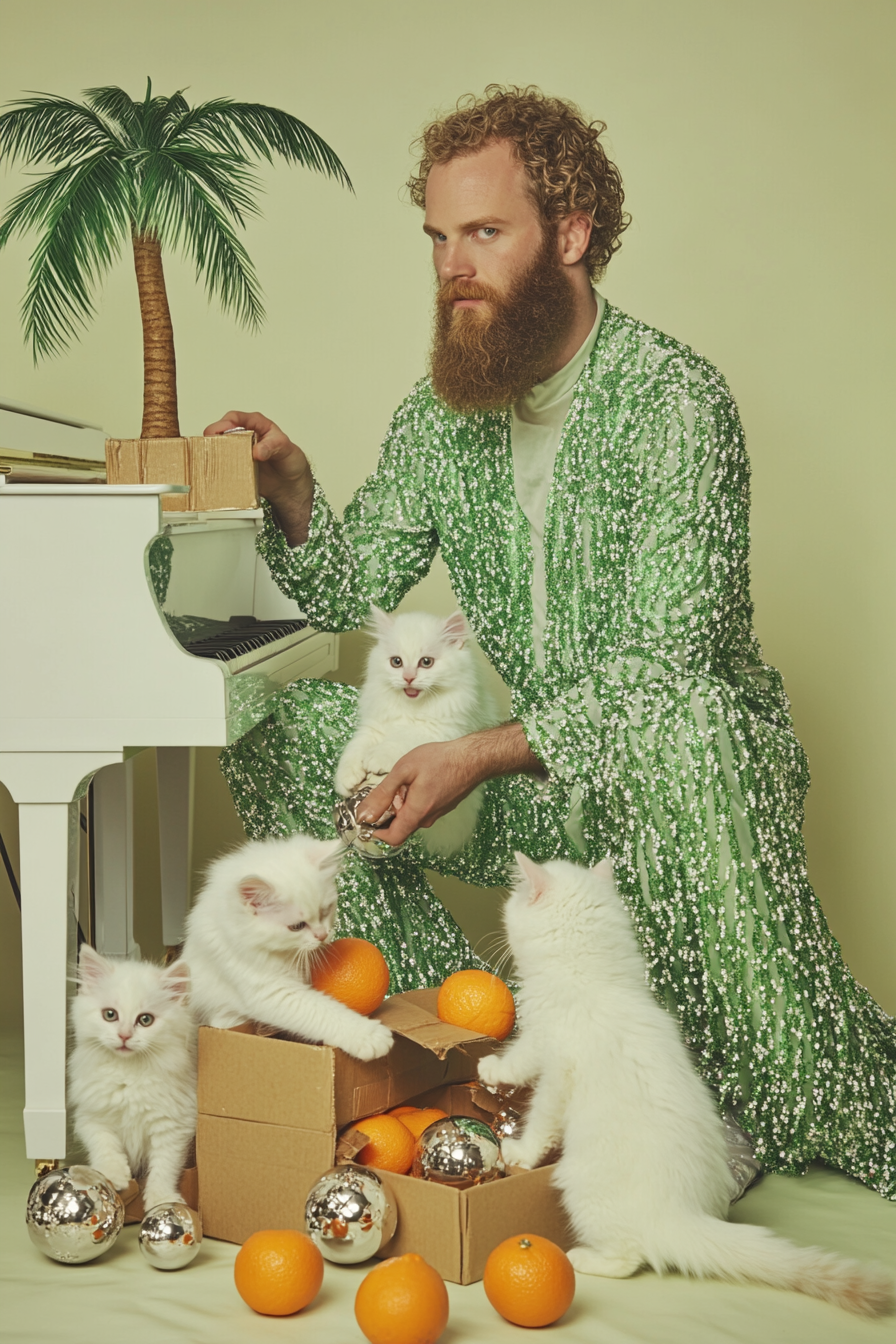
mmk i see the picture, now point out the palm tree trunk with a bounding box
[132,232,180,438]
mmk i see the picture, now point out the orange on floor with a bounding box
[355,1114,416,1174]
[483,1233,575,1327]
[310,937,391,1015]
[387,1105,420,1119]
[436,969,515,1040]
[233,1228,324,1316]
[397,1107,449,1140]
[355,1252,449,1344]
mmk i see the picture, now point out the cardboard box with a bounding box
[105,432,258,511]
[196,989,572,1283]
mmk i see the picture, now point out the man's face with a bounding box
[424,140,576,412]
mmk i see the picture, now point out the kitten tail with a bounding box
[666,1217,894,1317]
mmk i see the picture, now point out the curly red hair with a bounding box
[408,85,630,280]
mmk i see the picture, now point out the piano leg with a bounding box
[91,760,141,960]
[19,801,75,1162]
[156,746,194,949]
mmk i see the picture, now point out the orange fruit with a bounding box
[355,1252,449,1344]
[233,1228,324,1316]
[355,1114,416,1174]
[311,937,390,1015]
[483,1233,575,1327]
[387,1106,420,1119]
[437,969,515,1040]
[397,1107,449,1140]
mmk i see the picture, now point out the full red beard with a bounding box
[430,227,577,413]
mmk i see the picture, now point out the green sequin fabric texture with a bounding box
[222,302,896,1198]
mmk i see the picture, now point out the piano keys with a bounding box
[0,479,338,1164]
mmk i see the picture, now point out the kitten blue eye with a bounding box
[136,1013,154,1028]
[390,656,402,668]
[418,656,434,668]
[289,921,308,932]
[102,1008,118,1022]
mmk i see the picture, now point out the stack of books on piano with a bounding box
[0,398,107,483]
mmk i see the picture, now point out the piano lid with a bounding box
[0,395,107,473]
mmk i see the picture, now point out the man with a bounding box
[207,87,896,1198]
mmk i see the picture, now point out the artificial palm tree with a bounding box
[0,80,351,437]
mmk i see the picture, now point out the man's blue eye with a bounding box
[478,227,497,238]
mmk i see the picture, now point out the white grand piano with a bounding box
[0,403,337,1166]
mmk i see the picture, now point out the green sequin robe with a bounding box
[221,301,896,1196]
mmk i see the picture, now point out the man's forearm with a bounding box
[465,720,545,785]
[268,476,315,547]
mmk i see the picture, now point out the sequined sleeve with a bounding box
[523,377,763,790]
[256,402,439,630]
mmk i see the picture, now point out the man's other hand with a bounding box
[358,723,544,847]
[204,410,314,545]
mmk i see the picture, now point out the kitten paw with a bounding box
[334,760,365,799]
[500,1137,540,1169]
[478,1054,517,1089]
[567,1245,643,1278]
[346,1019,394,1062]
[142,1186,181,1213]
[96,1160,132,1191]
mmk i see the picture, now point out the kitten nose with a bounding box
[118,1030,132,1042]
[313,929,328,942]
[402,671,416,684]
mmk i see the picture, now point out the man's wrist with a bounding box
[464,721,544,784]
[267,476,315,547]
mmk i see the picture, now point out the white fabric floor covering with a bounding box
[3,1031,896,1344]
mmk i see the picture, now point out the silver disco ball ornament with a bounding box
[490,1105,523,1144]
[26,1165,124,1264]
[305,1165,397,1264]
[334,785,405,861]
[413,1117,504,1189]
[138,1202,202,1270]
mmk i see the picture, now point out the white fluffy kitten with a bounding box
[334,607,498,855]
[68,947,196,1210]
[182,833,392,1061]
[478,855,893,1317]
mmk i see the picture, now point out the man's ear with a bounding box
[514,851,550,902]
[238,876,278,911]
[442,610,469,647]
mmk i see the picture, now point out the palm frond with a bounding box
[143,154,264,329]
[0,95,119,164]
[169,101,353,190]
[83,85,143,141]
[8,152,131,357]
[138,146,260,234]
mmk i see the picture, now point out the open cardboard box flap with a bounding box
[371,988,493,1059]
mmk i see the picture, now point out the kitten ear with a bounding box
[591,857,615,882]
[366,605,395,638]
[78,944,111,986]
[309,838,345,872]
[161,959,191,1002]
[441,610,469,648]
[238,876,279,910]
[514,851,550,902]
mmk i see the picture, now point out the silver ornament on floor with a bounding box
[138,1202,202,1270]
[305,1165,397,1263]
[413,1117,504,1189]
[489,1104,523,1144]
[334,784,405,860]
[26,1165,124,1264]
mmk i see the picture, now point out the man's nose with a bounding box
[438,239,475,283]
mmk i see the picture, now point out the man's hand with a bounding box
[204,410,314,546]
[359,722,544,848]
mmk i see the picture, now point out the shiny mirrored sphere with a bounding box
[413,1116,504,1189]
[490,1104,523,1143]
[334,786,405,860]
[305,1164,397,1263]
[138,1202,202,1270]
[26,1165,124,1264]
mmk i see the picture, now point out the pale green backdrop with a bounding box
[1,0,893,1026]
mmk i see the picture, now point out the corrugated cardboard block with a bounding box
[105,436,190,511]
[104,431,258,510]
